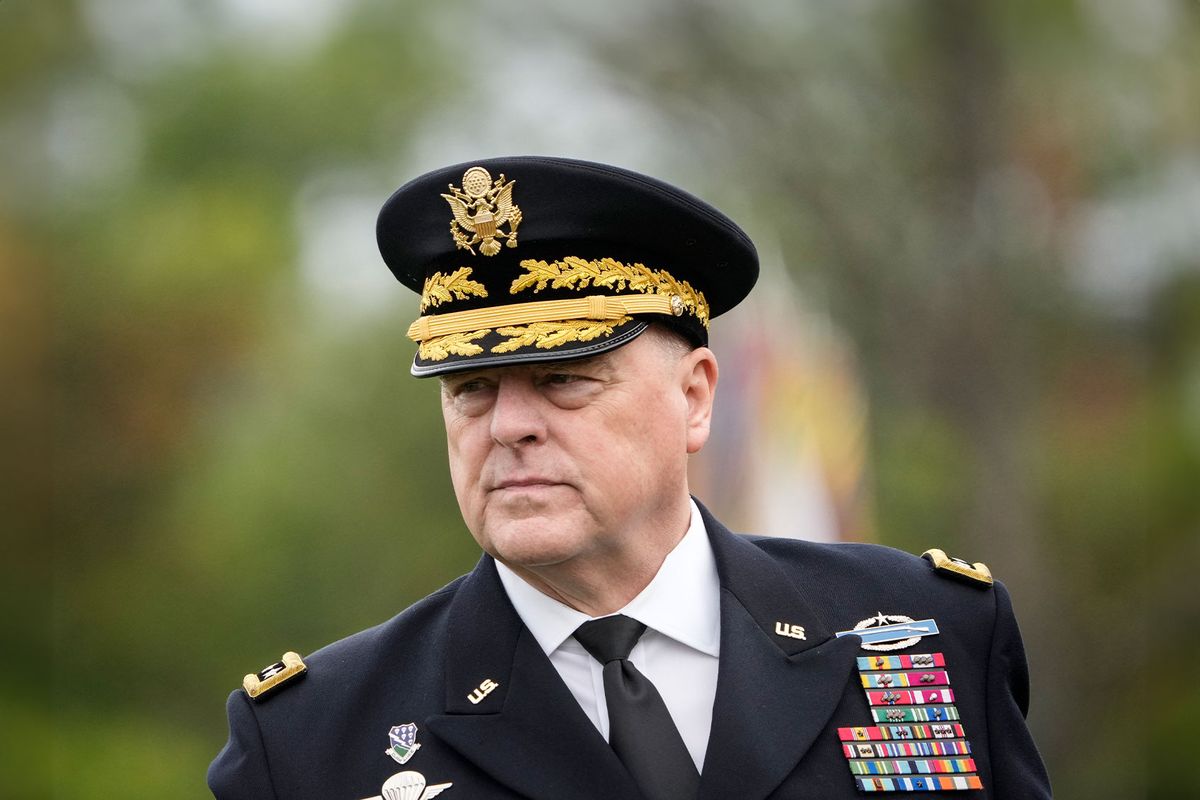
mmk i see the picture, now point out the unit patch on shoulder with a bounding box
[243,651,307,700]
[922,549,993,588]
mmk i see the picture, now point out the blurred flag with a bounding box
[690,267,871,542]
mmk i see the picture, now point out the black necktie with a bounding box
[574,615,701,800]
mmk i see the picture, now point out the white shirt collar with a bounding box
[496,499,721,658]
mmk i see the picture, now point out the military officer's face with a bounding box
[439,329,717,575]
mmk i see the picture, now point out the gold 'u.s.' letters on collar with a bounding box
[775,621,807,640]
[467,677,499,705]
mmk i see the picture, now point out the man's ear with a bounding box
[681,347,718,454]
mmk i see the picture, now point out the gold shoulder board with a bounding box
[922,548,994,588]
[242,651,307,700]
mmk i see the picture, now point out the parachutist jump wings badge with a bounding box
[359,770,452,800]
[442,167,522,257]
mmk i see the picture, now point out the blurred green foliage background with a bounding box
[2,1,1198,797]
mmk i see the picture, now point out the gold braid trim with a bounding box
[492,317,633,354]
[407,256,708,360]
[418,329,490,362]
[408,294,676,341]
[420,267,488,312]
[415,318,636,360]
[511,257,709,327]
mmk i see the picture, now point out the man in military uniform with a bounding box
[209,157,1051,799]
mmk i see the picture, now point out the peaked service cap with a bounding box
[376,155,759,376]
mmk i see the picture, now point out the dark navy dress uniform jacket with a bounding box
[209,503,1052,799]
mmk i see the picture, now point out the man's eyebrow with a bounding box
[438,370,488,387]
[438,351,620,388]
[536,352,616,372]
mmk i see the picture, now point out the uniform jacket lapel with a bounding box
[425,556,643,800]
[698,504,861,800]
[426,505,859,800]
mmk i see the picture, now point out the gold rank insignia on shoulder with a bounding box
[922,548,994,588]
[243,651,307,700]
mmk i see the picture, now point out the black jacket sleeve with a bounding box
[208,689,280,800]
[986,581,1053,798]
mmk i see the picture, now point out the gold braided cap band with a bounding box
[407,292,702,342]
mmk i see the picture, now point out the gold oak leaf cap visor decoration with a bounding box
[376,156,759,376]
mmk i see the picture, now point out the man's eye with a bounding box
[541,373,585,386]
[444,378,490,397]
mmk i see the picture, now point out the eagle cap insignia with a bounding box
[442,167,522,257]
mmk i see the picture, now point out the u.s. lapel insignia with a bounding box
[774,621,807,640]
[385,723,421,765]
[836,613,940,652]
[358,770,452,800]
[467,677,499,705]
[442,167,522,256]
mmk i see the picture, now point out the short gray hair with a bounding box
[643,323,697,361]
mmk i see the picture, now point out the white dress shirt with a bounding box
[495,500,721,771]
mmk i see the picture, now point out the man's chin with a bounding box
[482,517,590,569]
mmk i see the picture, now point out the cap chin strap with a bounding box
[407,293,693,342]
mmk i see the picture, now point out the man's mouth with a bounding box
[491,477,563,491]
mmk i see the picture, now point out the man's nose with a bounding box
[489,377,546,447]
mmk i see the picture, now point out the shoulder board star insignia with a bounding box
[242,651,307,700]
[922,548,994,588]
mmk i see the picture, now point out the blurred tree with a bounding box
[1,1,471,797]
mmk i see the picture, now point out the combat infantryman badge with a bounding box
[442,167,522,256]
[385,723,421,765]
[836,613,940,652]
[359,770,452,800]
